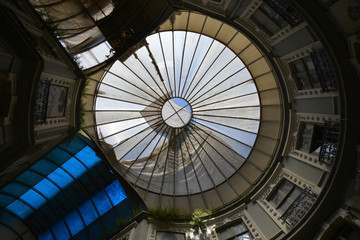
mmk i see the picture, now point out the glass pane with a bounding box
[65,210,84,236]
[303,124,314,136]
[61,158,87,178]
[92,190,112,215]
[75,146,101,169]
[48,168,73,189]
[52,219,70,240]
[293,60,305,73]
[7,200,33,219]
[34,178,61,199]
[20,189,47,209]
[38,230,54,240]
[78,200,98,226]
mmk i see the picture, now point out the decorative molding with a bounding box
[263,0,304,27]
[240,0,263,18]
[287,113,340,172]
[0,72,17,126]
[251,163,283,201]
[234,17,272,50]
[111,221,138,240]
[271,22,308,46]
[34,73,76,131]
[278,41,340,98]
[257,168,320,232]
[242,209,266,240]
[34,78,51,125]
[280,41,322,63]
[280,187,318,227]
[348,33,360,79]
[282,168,320,194]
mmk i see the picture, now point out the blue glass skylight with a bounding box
[0,134,131,240]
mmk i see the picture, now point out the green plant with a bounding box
[190,209,212,230]
[116,216,132,228]
[148,207,182,224]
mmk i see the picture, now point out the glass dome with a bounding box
[89,11,283,212]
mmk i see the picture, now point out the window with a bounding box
[297,123,324,154]
[216,221,252,240]
[262,0,304,27]
[291,56,321,90]
[268,179,302,214]
[251,3,288,36]
[291,48,337,91]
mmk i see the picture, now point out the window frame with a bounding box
[291,55,321,90]
[296,122,324,154]
[267,178,302,215]
[216,219,253,240]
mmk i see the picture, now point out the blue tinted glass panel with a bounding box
[92,190,112,215]
[102,210,118,235]
[105,180,127,205]
[78,200,98,226]
[31,159,57,176]
[76,146,101,168]
[17,171,43,187]
[34,178,60,199]
[0,193,15,207]
[73,230,88,240]
[20,189,46,209]
[88,220,103,240]
[65,210,84,236]
[52,220,70,240]
[47,148,71,166]
[48,168,73,189]
[38,230,54,240]
[60,137,86,155]
[7,200,33,219]
[2,183,28,199]
[62,158,87,179]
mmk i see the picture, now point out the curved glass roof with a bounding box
[84,11,283,212]
[0,134,136,240]
[95,30,260,190]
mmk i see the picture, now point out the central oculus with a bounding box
[161,97,192,128]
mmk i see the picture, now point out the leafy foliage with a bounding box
[190,209,212,230]
[148,207,183,224]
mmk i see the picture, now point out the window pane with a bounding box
[92,190,112,215]
[78,200,98,226]
[52,219,70,240]
[105,180,127,205]
[7,200,33,219]
[65,210,84,236]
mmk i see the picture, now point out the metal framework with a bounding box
[87,11,283,212]
[319,121,340,164]
[0,134,134,239]
[280,187,318,227]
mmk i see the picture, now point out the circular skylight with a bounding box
[95,30,259,190]
[91,11,283,211]
[161,98,192,128]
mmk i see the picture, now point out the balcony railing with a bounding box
[319,121,340,164]
[34,79,51,125]
[263,0,304,27]
[280,187,317,227]
[310,48,337,92]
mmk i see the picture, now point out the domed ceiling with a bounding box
[88,11,284,212]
